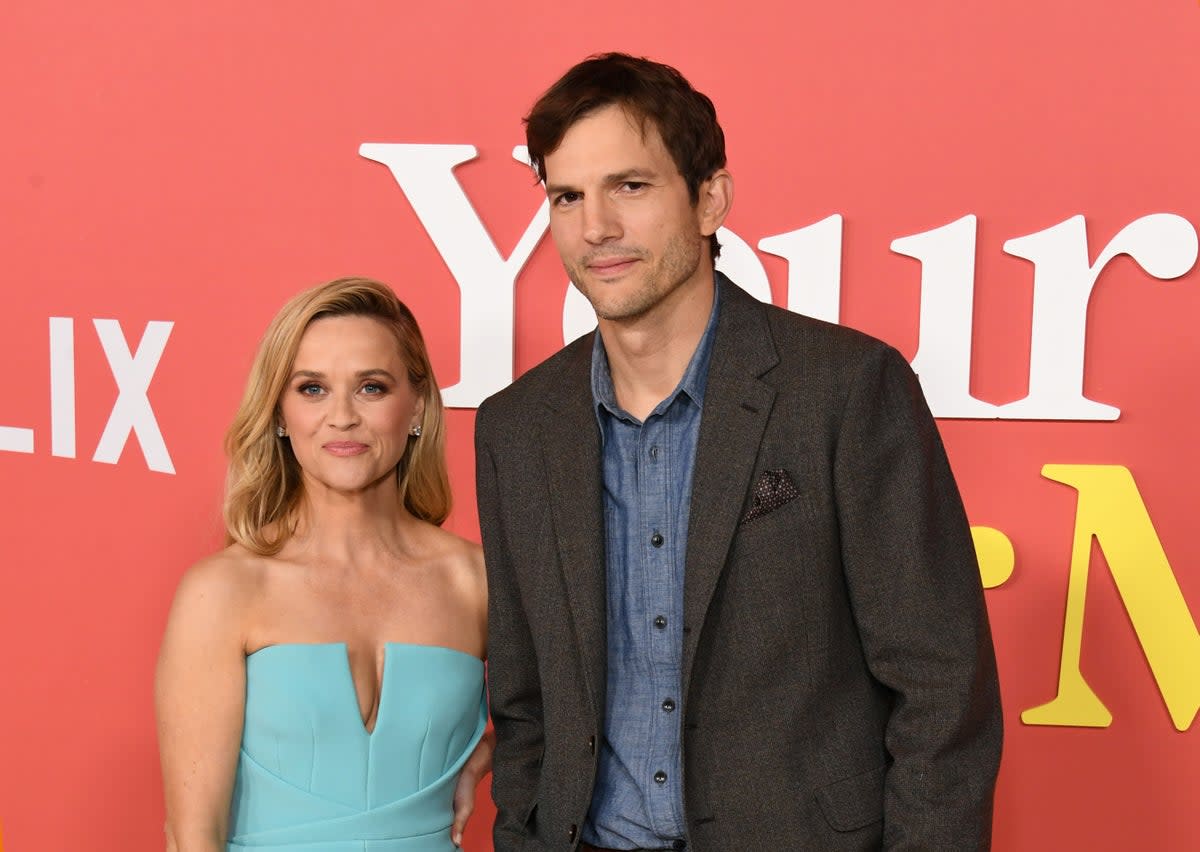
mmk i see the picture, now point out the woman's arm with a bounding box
[155,555,249,852]
[451,537,492,846]
[451,727,495,847]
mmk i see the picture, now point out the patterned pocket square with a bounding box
[741,468,800,524]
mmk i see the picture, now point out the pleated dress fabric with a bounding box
[227,643,487,851]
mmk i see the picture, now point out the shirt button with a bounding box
[649,445,659,459]
[654,615,667,629]
[662,698,676,713]
[654,770,668,784]
[651,531,664,548]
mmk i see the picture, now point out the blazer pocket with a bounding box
[740,467,801,525]
[519,800,539,843]
[814,764,886,832]
[729,493,810,562]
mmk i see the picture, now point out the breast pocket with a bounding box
[728,488,815,562]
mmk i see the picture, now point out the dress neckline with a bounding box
[246,641,483,662]
[246,642,482,736]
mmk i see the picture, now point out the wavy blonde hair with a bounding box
[223,277,450,554]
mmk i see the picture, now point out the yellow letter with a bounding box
[1022,465,1199,731]
[972,526,1015,589]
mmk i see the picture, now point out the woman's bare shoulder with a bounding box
[422,525,484,577]
[167,544,272,630]
[413,525,486,655]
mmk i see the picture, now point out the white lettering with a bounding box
[92,320,174,474]
[363,140,1199,421]
[891,215,999,418]
[759,214,843,323]
[358,143,548,408]
[0,425,33,454]
[1001,214,1197,420]
[50,317,75,458]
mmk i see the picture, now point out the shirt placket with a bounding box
[640,412,684,837]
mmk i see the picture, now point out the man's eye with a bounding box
[554,192,581,207]
[621,181,647,191]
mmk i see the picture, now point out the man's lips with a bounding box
[323,442,369,457]
[586,256,640,276]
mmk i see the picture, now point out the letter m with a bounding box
[1022,465,1200,731]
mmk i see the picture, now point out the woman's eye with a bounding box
[297,383,324,396]
[361,382,387,395]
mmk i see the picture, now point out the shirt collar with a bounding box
[591,273,722,422]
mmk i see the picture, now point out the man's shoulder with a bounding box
[476,332,593,432]
[721,278,898,371]
[768,301,886,354]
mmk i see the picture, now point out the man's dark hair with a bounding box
[524,52,726,261]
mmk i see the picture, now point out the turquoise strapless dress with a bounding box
[227,643,487,852]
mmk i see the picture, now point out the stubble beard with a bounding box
[566,232,704,323]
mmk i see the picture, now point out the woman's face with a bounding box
[278,315,423,498]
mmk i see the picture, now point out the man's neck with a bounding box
[598,272,716,421]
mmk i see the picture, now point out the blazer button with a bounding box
[587,734,596,754]
[567,823,578,842]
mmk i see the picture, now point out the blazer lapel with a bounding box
[682,278,779,694]
[536,335,607,720]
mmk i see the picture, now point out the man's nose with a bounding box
[582,195,621,245]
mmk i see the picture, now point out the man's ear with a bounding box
[698,169,734,237]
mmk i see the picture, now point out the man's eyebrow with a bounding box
[546,169,659,196]
[605,168,657,184]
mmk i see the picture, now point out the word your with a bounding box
[360,143,1199,417]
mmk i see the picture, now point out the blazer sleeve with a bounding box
[832,343,1003,850]
[476,402,544,850]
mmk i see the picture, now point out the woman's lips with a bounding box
[323,442,369,456]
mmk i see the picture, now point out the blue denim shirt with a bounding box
[582,283,720,849]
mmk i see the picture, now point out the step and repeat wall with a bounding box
[1,2,1197,849]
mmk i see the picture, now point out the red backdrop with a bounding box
[1,2,1197,850]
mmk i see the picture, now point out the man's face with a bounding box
[543,104,711,323]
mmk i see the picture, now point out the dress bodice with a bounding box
[227,643,486,852]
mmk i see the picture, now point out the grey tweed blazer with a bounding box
[476,274,1002,852]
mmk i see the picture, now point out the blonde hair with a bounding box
[223,277,450,554]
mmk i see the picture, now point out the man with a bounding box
[476,53,1002,852]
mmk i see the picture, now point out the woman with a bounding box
[156,278,491,851]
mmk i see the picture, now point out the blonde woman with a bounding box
[156,279,491,851]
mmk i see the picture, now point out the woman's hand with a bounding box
[451,727,495,847]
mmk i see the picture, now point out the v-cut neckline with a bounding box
[247,641,484,737]
[338,643,388,736]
